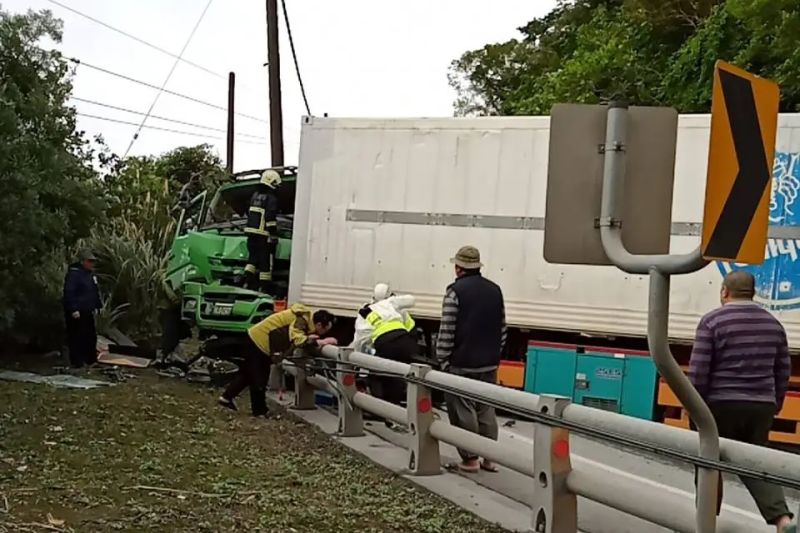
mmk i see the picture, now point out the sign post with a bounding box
[702,60,780,264]
[543,62,780,533]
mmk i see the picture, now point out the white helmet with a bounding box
[372,283,390,302]
[260,169,282,189]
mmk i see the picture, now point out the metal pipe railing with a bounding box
[288,348,794,532]
[429,419,534,476]
[353,392,407,424]
[566,465,767,533]
[319,345,800,485]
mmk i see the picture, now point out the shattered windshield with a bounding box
[203,182,257,228]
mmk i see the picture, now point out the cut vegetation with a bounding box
[0,370,504,533]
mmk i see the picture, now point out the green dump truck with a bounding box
[161,167,296,357]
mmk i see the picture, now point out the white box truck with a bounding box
[289,115,800,352]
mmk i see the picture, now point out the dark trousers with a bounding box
[65,312,97,368]
[245,235,275,292]
[222,339,270,416]
[694,401,791,524]
[445,369,499,461]
[371,330,417,407]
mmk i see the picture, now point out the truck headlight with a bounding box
[184,299,197,311]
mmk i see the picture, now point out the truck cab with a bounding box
[164,167,296,346]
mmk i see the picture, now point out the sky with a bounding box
[8,0,556,171]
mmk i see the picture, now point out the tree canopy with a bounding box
[449,0,800,115]
[0,7,227,349]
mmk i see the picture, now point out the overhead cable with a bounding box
[123,0,215,157]
[68,58,269,125]
[71,96,265,140]
[77,112,267,145]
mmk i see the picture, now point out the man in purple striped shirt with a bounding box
[690,271,793,531]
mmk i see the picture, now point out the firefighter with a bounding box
[244,169,281,293]
[358,288,417,420]
[219,304,337,416]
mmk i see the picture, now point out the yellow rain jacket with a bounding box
[248,303,313,357]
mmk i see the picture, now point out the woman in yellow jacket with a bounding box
[219,304,336,416]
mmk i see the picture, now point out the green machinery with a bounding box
[524,342,658,420]
[162,167,296,354]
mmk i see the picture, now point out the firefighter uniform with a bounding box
[221,304,314,416]
[359,295,418,408]
[244,170,281,293]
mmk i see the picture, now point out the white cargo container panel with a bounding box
[290,115,800,348]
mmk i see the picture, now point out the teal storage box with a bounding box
[573,353,625,413]
[579,346,657,420]
[620,353,658,420]
[525,343,577,398]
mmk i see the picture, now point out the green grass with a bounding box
[0,370,505,533]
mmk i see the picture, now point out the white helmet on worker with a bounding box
[260,169,282,189]
[372,282,391,302]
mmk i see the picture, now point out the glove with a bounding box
[71,311,80,319]
[358,305,371,319]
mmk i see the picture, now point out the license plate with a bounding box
[211,304,233,316]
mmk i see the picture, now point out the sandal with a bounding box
[445,461,480,473]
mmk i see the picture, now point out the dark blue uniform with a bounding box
[63,263,102,367]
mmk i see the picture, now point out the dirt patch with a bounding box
[0,369,505,532]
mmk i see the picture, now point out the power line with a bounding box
[123,0,214,157]
[68,58,269,125]
[71,96,265,140]
[76,112,268,146]
[280,0,311,116]
[45,0,225,81]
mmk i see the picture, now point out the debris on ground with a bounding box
[0,372,504,533]
[97,352,150,369]
[96,336,150,368]
[0,370,112,390]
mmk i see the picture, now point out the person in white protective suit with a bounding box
[355,283,418,421]
[351,283,415,352]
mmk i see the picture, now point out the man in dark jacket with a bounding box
[437,245,506,474]
[63,250,102,368]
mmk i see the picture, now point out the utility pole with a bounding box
[266,0,284,167]
[226,72,235,174]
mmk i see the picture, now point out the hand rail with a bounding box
[277,347,794,532]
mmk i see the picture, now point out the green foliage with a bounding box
[0,7,226,350]
[0,8,104,349]
[88,144,223,344]
[449,0,800,115]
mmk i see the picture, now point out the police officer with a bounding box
[244,169,281,293]
[63,250,102,368]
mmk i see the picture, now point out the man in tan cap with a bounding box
[437,245,506,473]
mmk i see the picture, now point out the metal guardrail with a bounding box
[276,345,799,533]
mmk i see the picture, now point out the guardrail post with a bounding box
[406,363,440,475]
[291,363,317,410]
[533,394,577,533]
[267,363,283,392]
[336,348,363,437]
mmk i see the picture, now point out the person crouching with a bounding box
[219,305,336,416]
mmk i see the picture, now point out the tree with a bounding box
[84,144,226,346]
[449,0,800,115]
[0,8,103,349]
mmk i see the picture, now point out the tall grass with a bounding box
[83,178,176,346]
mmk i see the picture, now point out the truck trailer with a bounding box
[289,114,800,444]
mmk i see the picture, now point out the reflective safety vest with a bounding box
[364,296,416,342]
[244,189,278,237]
